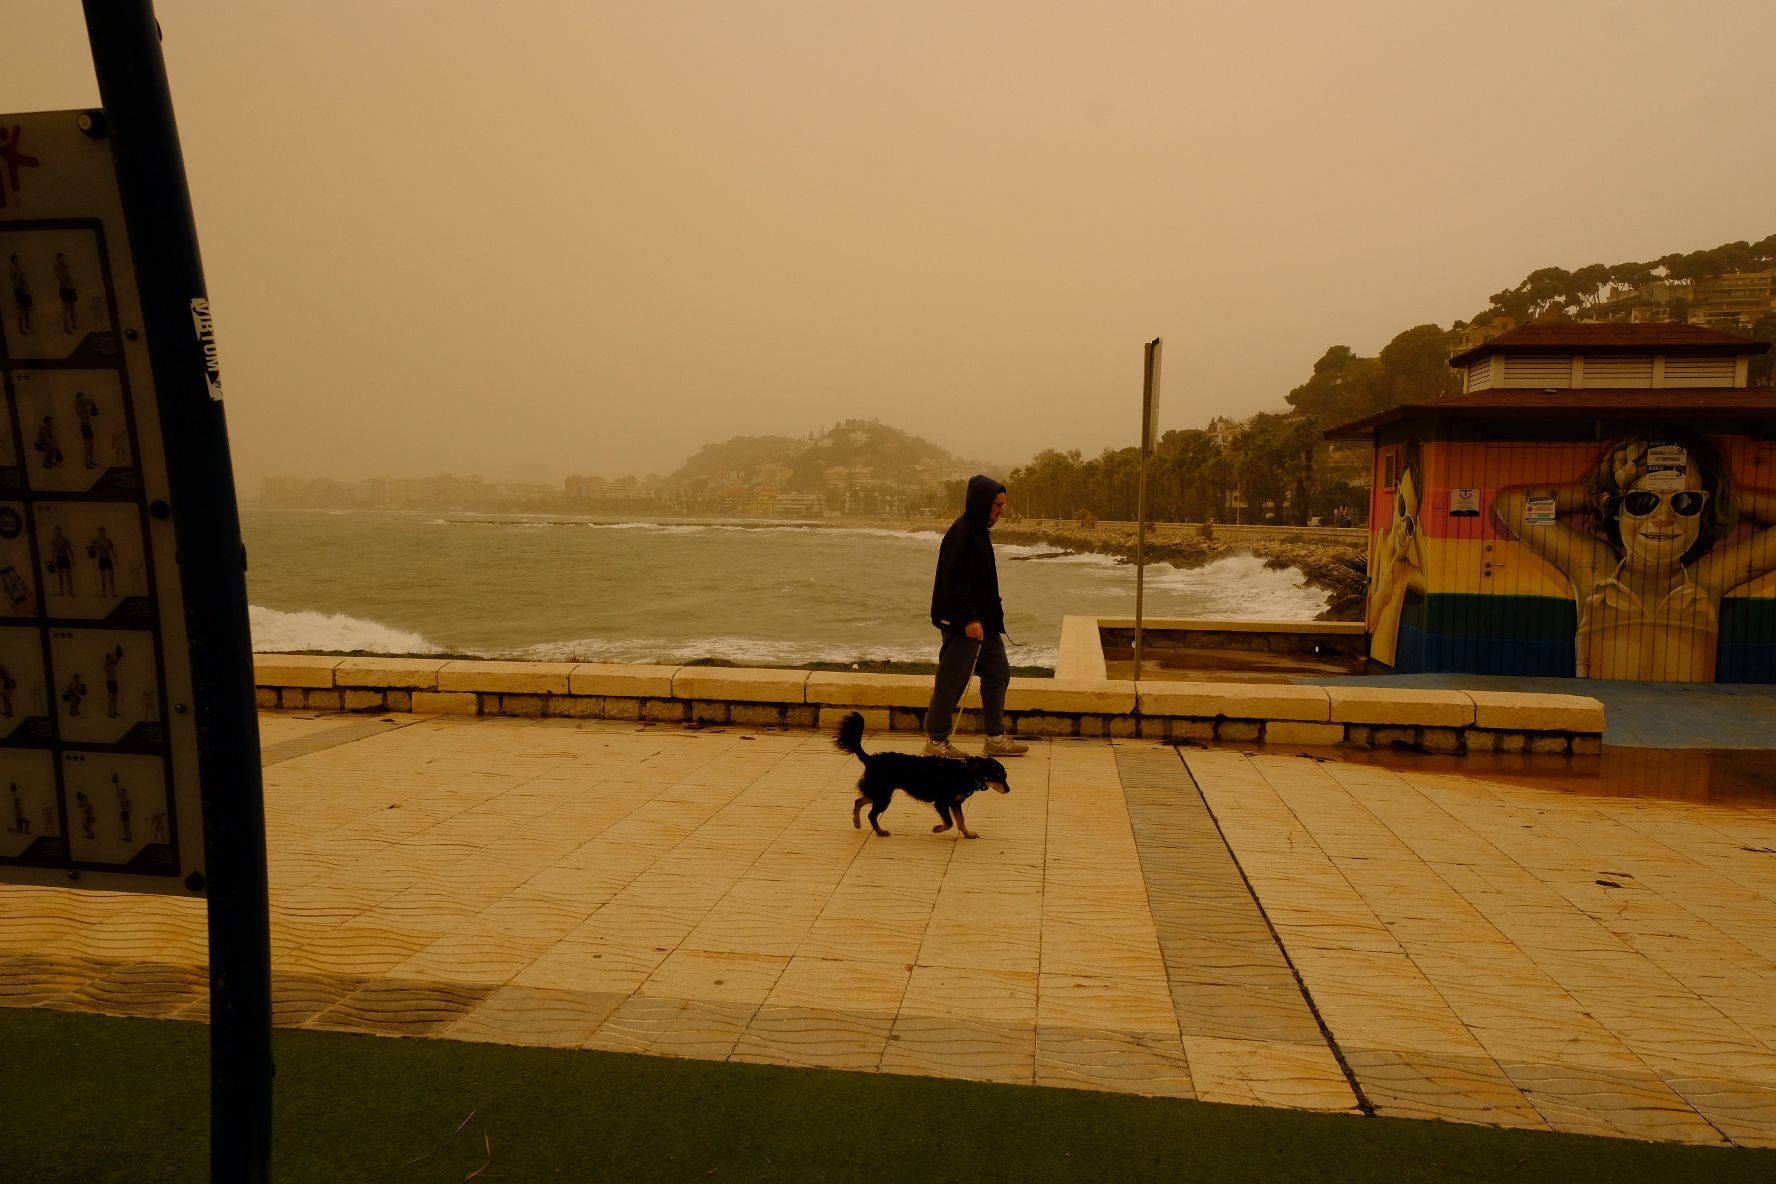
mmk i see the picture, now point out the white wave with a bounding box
[1142,553,1328,618]
[250,605,439,655]
[503,634,1058,670]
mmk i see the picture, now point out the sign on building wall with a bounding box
[0,110,204,895]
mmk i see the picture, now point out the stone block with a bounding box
[1571,734,1602,756]
[1139,718,1169,739]
[1263,721,1343,746]
[568,663,679,698]
[1468,690,1604,734]
[1217,720,1261,743]
[1343,725,1372,748]
[387,690,412,713]
[303,689,343,712]
[343,690,385,712]
[1171,719,1215,743]
[1327,686,1474,727]
[891,709,924,732]
[1005,678,1136,715]
[1137,682,1330,722]
[333,657,449,690]
[412,691,478,715]
[278,688,305,710]
[784,706,816,729]
[254,687,277,709]
[820,707,890,732]
[253,654,339,689]
[1421,727,1463,754]
[1496,732,1527,753]
[438,660,575,695]
[1079,715,1107,738]
[1012,712,1076,737]
[602,696,641,720]
[1529,734,1570,754]
[1109,715,1138,738]
[806,672,957,708]
[642,699,688,722]
[731,703,787,727]
[1462,728,1498,753]
[691,701,730,724]
[499,693,547,718]
[548,696,604,719]
[947,711,981,736]
[1372,726,1418,749]
[673,667,808,704]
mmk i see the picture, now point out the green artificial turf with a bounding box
[4,1008,1771,1183]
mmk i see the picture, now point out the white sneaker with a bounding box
[983,734,1030,756]
[921,739,967,758]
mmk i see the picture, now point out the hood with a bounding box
[962,474,1006,530]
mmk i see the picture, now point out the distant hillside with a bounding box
[665,420,965,493]
[667,435,802,485]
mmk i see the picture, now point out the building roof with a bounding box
[1322,388,1776,439]
[1447,322,1769,368]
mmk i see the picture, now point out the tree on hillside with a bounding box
[1285,345,1383,426]
[1374,324,1462,411]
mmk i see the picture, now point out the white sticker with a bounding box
[1643,442,1686,491]
[1450,488,1480,517]
[1524,496,1557,526]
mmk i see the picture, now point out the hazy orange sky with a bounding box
[9,2,1775,490]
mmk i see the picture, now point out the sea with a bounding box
[240,509,1330,670]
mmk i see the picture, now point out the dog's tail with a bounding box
[833,710,867,758]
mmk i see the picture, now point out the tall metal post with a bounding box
[82,4,273,1181]
[1134,338,1162,680]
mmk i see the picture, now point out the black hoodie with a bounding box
[929,474,1005,634]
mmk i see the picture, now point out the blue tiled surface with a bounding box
[1296,673,1776,751]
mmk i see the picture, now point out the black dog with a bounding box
[834,711,1010,839]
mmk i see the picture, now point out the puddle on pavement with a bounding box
[1244,742,1776,804]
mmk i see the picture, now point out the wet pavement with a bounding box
[3,711,1775,1146]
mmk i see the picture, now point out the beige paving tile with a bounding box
[639,948,789,1005]
[880,1015,1035,1086]
[1342,1048,1545,1129]
[1035,1027,1195,1098]
[1181,1035,1358,1113]
[1036,973,1179,1039]
[763,956,911,1017]
[445,985,628,1048]
[732,1006,895,1072]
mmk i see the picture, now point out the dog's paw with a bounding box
[932,823,952,833]
[962,832,979,840]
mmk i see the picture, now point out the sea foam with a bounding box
[249,605,439,655]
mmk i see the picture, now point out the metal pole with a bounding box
[1134,338,1161,680]
[82,4,273,1182]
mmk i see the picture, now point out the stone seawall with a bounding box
[256,655,1605,757]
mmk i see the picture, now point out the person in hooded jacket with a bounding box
[924,474,1029,758]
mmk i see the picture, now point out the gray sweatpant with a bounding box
[926,628,1009,742]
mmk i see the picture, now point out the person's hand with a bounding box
[1610,441,1649,492]
[965,621,984,641]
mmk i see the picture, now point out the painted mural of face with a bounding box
[1619,464,1705,571]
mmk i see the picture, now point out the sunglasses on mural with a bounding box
[1620,490,1708,518]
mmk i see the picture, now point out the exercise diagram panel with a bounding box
[0,111,204,895]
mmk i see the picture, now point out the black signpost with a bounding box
[80,3,273,1180]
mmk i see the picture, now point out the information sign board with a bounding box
[0,109,204,895]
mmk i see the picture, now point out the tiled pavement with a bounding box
[3,712,1775,1146]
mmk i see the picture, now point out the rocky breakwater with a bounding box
[987,519,1369,622]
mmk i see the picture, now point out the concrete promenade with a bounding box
[3,710,1775,1147]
